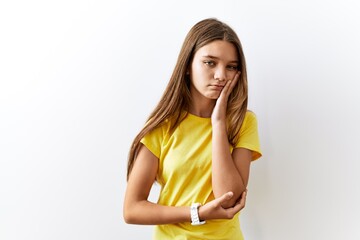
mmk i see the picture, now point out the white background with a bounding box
[1,0,360,239]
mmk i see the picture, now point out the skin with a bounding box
[188,40,252,208]
[123,40,252,225]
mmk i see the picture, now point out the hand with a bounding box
[198,190,247,221]
[211,71,240,125]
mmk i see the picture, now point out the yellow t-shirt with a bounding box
[141,111,262,240]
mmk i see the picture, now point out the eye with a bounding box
[227,65,238,71]
[203,60,215,66]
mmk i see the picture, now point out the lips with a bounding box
[209,84,224,90]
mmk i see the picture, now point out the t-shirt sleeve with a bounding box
[140,125,163,159]
[235,111,262,161]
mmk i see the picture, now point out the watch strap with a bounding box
[190,203,206,225]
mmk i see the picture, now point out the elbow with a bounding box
[123,203,138,224]
[123,208,137,224]
[123,216,134,225]
[123,208,131,224]
[213,185,247,209]
[123,198,149,224]
[123,210,131,224]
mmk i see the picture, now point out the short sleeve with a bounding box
[140,126,164,159]
[235,111,262,161]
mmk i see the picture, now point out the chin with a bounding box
[205,94,220,100]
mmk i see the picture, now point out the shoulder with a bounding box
[241,110,258,129]
[245,110,257,120]
[236,110,262,160]
[238,110,260,139]
[145,117,176,139]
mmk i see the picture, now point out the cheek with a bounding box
[191,62,203,74]
[192,65,212,79]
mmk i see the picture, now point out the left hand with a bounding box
[198,190,247,221]
[211,71,240,124]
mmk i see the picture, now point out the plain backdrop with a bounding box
[1,0,360,239]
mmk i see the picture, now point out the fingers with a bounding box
[234,70,241,80]
[221,71,240,97]
[224,191,234,200]
[205,191,247,220]
[230,191,247,214]
[217,191,234,206]
[239,191,247,208]
[229,71,240,89]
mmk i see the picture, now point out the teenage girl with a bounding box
[124,18,262,239]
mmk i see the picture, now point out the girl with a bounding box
[124,18,262,239]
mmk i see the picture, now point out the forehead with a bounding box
[194,40,238,61]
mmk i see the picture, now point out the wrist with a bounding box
[198,205,205,221]
[211,121,227,130]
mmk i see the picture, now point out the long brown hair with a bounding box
[127,18,248,180]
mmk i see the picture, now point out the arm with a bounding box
[123,144,246,225]
[211,71,252,208]
[212,125,252,208]
[123,144,188,224]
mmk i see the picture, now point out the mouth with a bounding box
[209,84,224,91]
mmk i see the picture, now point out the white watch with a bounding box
[190,203,206,225]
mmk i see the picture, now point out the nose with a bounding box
[214,67,227,82]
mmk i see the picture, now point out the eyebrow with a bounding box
[202,55,239,64]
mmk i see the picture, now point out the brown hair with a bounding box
[127,18,248,180]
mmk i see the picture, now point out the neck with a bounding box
[188,98,215,118]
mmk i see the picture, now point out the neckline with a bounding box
[186,112,212,121]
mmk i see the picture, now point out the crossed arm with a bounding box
[123,145,248,225]
[123,72,253,225]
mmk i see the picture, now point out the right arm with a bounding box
[123,144,247,225]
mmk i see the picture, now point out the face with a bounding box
[189,40,239,100]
